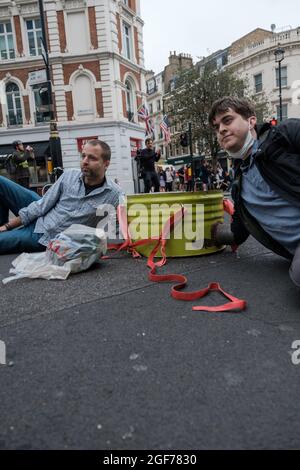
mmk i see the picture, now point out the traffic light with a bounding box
[270,118,278,126]
[180,132,188,147]
[39,86,49,108]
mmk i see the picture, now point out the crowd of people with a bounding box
[136,139,234,194]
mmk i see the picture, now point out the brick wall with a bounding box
[57,11,67,52]
[63,61,101,85]
[120,64,141,89]
[122,90,127,117]
[23,95,31,123]
[129,0,136,12]
[134,26,139,65]
[65,91,74,121]
[95,88,104,117]
[0,67,31,86]
[13,16,23,55]
[136,95,142,110]
[88,7,98,49]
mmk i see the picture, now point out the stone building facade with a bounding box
[227,27,300,121]
[0,0,147,193]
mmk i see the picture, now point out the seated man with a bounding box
[0,140,123,255]
[209,96,300,288]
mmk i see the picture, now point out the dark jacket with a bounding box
[231,119,300,260]
[12,149,34,179]
[138,148,160,172]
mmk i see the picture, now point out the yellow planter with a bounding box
[125,191,225,258]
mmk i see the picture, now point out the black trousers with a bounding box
[16,177,30,189]
[143,171,160,193]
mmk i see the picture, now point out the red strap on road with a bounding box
[106,200,247,313]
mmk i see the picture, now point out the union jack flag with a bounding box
[138,104,155,139]
[160,115,171,143]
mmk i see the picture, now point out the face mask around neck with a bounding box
[226,127,255,160]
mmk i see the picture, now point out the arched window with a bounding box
[125,79,135,122]
[6,82,23,126]
[73,75,95,121]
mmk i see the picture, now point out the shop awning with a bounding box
[166,154,205,166]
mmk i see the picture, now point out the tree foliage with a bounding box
[166,64,270,156]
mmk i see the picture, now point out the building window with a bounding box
[66,11,89,54]
[73,75,95,121]
[276,104,288,121]
[149,103,153,114]
[254,73,263,93]
[125,79,135,122]
[0,22,15,59]
[122,22,132,60]
[6,82,23,126]
[276,66,288,88]
[157,100,161,111]
[26,18,42,56]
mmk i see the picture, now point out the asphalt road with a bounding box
[0,236,299,450]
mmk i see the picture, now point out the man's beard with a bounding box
[82,167,96,178]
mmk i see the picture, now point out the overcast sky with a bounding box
[141,0,300,73]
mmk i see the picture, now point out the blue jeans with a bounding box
[0,176,45,255]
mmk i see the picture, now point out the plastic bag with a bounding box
[2,225,107,284]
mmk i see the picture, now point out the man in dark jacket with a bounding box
[11,140,35,189]
[209,96,300,288]
[137,138,160,193]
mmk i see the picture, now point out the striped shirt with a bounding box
[19,170,124,246]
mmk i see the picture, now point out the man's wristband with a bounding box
[5,223,12,231]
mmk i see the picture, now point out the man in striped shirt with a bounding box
[0,140,123,254]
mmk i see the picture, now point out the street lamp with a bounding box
[38,0,63,170]
[274,46,285,122]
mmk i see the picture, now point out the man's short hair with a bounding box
[209,96,256,127]
[145,138,153,145]
[12,140,22,149]
[86,139,111,162]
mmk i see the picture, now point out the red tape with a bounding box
[106,200,246,313]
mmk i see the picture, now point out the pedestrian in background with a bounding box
[11,140,35,189]
[136,138,160,193]
[177,166,185,191]
[185,164,193,192]
[158,167,166,192]
[165,167,174,192]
